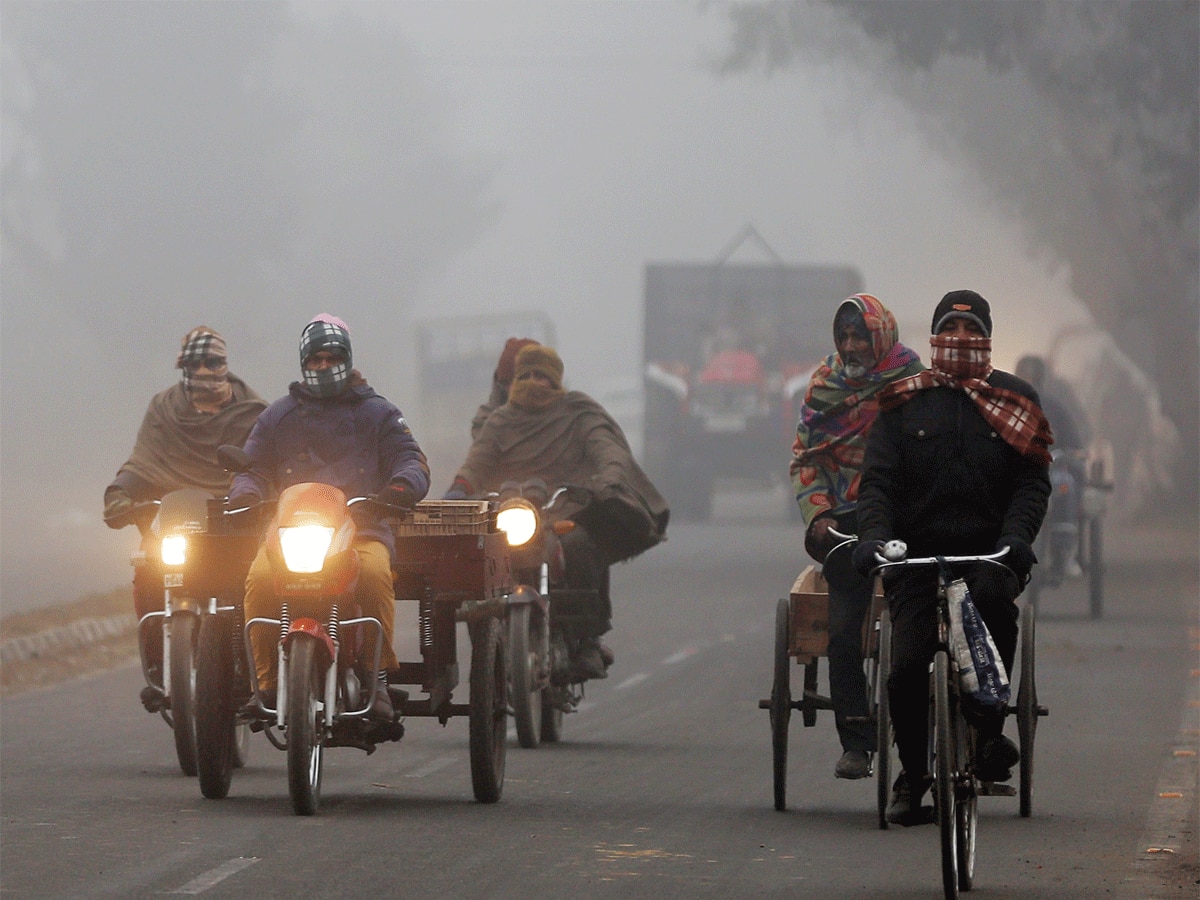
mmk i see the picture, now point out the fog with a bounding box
[2,1,1195,613]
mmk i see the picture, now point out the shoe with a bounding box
[976,734,1020,782]
[886,773,935,826]
[572,642,608,681]
[369,676,395,722]
[834,749,872,780]
[239,688,276,717]
[140,685,164,713]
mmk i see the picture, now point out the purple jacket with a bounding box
[230,379,430,555]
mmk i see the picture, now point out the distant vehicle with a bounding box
[415,311,556,487]
[642,225,863,521]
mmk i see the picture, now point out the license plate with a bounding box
[163,574,184,588]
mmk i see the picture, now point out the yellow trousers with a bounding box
[243,538,398,691]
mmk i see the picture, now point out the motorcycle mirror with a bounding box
[217,444,252,473]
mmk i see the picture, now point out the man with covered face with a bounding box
[104,326,267,710]
[445,343,669,680]
[853,290,1051,825]
[789,293,924,780]
[229,314,430,723]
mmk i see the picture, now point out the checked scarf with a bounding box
[882,333,1054,465]
[790,295,924,525]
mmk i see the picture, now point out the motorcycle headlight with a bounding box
[279,525,335,573]
[496,500,538,547]
[160,534,188,568]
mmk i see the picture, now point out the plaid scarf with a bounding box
[176,327,231,407]
[882,334,1054,465]
[790,295,924,524]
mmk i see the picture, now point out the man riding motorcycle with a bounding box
[445,343,669,679]
[227,314,430,720]
[103,325,266,710]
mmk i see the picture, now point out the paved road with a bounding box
[2,495,1196,898]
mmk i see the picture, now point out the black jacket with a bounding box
[856,370,1051,556]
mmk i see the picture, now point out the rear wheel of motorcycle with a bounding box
[1087,516,1104,619]
[508,603,541,749]
[287,638,325,816]
[469,616,507,803]
[195,614,236,799]
[169,611,200,777]
[540,687,563,742]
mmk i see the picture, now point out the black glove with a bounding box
[381,481,419,510]
[103,488,133,526]
[851,539,886,577]
[997,535,1037,584]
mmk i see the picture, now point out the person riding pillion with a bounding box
[853,290,1052,825]
[789,293,924,781]
[104,325,267,711]
[445,343,669,680]
[228,314,431,722]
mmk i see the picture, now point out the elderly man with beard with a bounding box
[104,326,267,709]
[445,344,669,680]
[853,290,1051,825]
[789,293,925,781]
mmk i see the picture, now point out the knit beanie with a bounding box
[931,290,992,337]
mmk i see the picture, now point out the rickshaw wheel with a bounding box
[1017,601,1038,817]
[1087,516,1104,619]
[875,608,892,830]
[469,616,508,803]
[771,597,792,812]
[934,651,959,899]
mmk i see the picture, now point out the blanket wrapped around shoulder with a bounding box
[456,392,669,562]
[117,374,266,496]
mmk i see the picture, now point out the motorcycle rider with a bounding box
[470,337,540,440]
[1015,354,1090,579]
[853,290,1052,825]
[228,314,430,720]
[103,325,267,710]
[789,293,924,781]
[445,343,669,679]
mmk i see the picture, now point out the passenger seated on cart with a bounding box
[470,337,540,441]
[789,293,924,781]
[103,325,267,711]
[853,291,1051,825]
[444,343,669,680]
[228,314,431,720]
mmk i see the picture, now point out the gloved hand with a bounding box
[103,488,133,526]
[443,476,472,501]
[380,481,419,510]
[851,539,886,577]
[997,535,1037,584]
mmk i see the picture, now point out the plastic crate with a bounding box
[393,499,491,536]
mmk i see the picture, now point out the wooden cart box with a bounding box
[788,565,885,663]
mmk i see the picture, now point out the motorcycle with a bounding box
[108,489,256,776]
[492,479,611,748]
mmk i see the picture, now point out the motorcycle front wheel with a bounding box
[195,614,236,799]
[507,603,542,749]
[286,637,326,816]
[169,611,200,777]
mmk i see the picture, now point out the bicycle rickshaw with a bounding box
[872,546,1050,899]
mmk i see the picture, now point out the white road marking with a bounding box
[170,857,260,895]
[405,756,455,778]
[614,672,649,690]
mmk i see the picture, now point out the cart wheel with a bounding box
[1017,602,1039,817]
[770,597,792,812]
[875,608,892,830]
[801,660,819,728]
[1087,516,1104,619]
[469,616,508,803]
[507,603,541,749]
[934,651,960,899]
[168,611,200,777]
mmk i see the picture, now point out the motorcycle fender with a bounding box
[168,596,202,615]
[283,618,336,665]
[507,583,548,618]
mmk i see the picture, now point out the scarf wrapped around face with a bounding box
[881,333,1054,465]
[176,326,232,407]
[790,294,924,524]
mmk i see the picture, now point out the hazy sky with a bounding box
[2,0,1105,611]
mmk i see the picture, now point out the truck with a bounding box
[641,226,863,521]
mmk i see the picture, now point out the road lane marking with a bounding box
[170,857,260,895]
[662,647,697,665]
[405,756,455,778]
[614,672,649,690]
